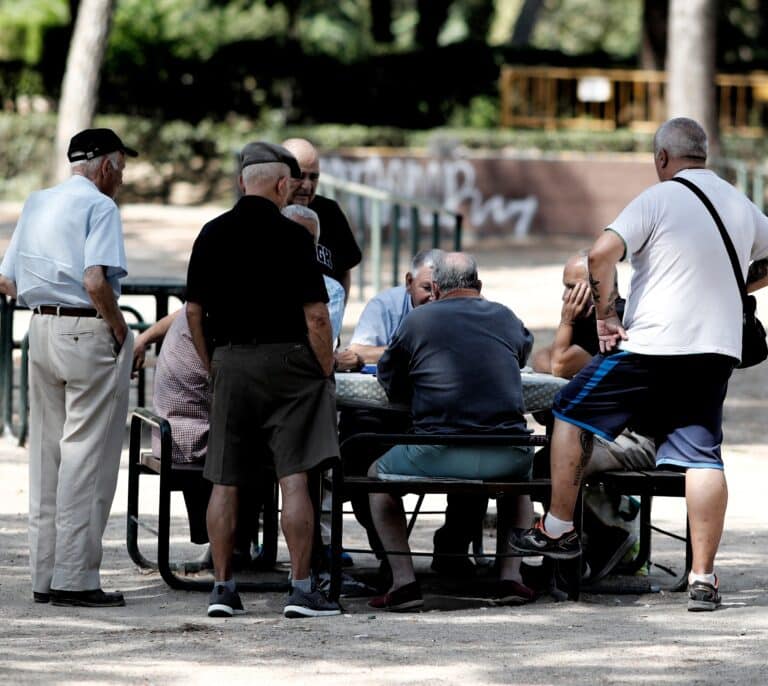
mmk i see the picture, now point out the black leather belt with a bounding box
[33,305,100,318]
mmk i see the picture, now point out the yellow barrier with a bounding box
[500,65,768,134]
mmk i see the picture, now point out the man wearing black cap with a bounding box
[186,141,342,619]
[0,128,138,607]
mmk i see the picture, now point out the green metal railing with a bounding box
[711,158,768,212]
[318,173,463,299]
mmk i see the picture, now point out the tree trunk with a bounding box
[510,0,543,47]
[640,0,667,70]
[415,0,452,48]
[666,0,719,157]
[370,0,394,43]
[54,0,116,183]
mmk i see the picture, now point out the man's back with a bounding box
[378,297,532,435]
[613,168,768,358]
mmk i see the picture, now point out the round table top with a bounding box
[334,369,566,414]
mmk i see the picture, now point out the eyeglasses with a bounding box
[299,172,319,182]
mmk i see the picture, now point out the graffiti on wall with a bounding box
[324,155,538,238]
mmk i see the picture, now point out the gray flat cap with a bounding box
[240,142,301,179]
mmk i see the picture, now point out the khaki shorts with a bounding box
[204,342,339,484]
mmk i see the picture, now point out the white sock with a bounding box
[543,512,573,538]
[689,571,716,586]
[292,577,312,593]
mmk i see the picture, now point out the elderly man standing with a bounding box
[281,138,362,298]
[186,142,341,619]
[512,118,768,612]
[0,128,137,607]
[368,252,536,610]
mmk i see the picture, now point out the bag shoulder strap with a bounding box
[668,175,749,309]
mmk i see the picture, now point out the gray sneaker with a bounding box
[283,587,342,618]
[687,578,721,612]
[207,584,246,618]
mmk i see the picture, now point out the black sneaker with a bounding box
[509,520,582,560]
[688,577,721,612]
[284,588,342,618]
[207,584,246,618]
[33,592,50,604]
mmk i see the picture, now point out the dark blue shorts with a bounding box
[552,351,735,470]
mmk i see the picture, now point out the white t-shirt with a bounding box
[608,168,768,360]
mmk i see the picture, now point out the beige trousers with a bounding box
[27,314,132,592]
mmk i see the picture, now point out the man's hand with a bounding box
[560,281,592,324]
[335,348,364,372]
[131,332,149,378]
[596,315,628,353]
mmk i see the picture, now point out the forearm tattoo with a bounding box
[589,274,600,304]
[747,258,768,286]
[573,430,594,486]
[590,273,618,316]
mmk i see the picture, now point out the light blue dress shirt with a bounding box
[0,175,127,308]
[324,275,346,342]
[350,285,413,347]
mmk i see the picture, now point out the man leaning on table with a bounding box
[338,248,492,580]
[185,141,341,619]
[367,251,537,611]
[511,117,768,612]
[0,128,136,607]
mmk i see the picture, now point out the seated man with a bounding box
[341,249,491,578]
[281,204,346,343]
[367,252,536,610]
[532,254,655,581]
[133,306,273,569]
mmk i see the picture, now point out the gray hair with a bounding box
[242,161,289,186]
[71,151,121,178]
[282,204,320,242]
[653,117,708,160]
[433,251,480,292]
[410,248,443,274]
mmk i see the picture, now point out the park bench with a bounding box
[326,432,692,602]
[126,407,288,592]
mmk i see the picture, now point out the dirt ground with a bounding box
[0,202,767,685]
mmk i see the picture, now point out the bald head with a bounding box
[281,138,320,205]
[433,251,481,297]
[563,254,588,286]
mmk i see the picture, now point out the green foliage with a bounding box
[532,0,642,58]
[447,95,500,128]
[0,0,67,62]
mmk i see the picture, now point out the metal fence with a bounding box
[318,173,463,300]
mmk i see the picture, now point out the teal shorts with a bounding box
[374,443,534,481]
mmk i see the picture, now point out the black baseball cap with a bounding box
[67,128,139,162]
[240,142,301,179]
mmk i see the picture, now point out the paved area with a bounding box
[0,202,766,685]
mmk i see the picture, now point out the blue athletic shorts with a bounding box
[552,351,735,470]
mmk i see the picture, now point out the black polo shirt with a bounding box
[309,195,362,282]
[572,297,626,355]
[186,195,328,347]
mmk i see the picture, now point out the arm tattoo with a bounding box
[589,274,600,304]
[572,430,594,487]
[747,258,768,286]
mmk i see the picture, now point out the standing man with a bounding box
[281,138,362,299]
[186,142,341,619]
[511,118,768,611]
[0,128,137,607]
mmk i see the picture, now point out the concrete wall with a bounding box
[324,150,659,242]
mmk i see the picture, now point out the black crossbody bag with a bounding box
[670,176,768,369]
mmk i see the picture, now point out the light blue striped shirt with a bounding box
[324,275,346,342]
[0,175,127,308]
